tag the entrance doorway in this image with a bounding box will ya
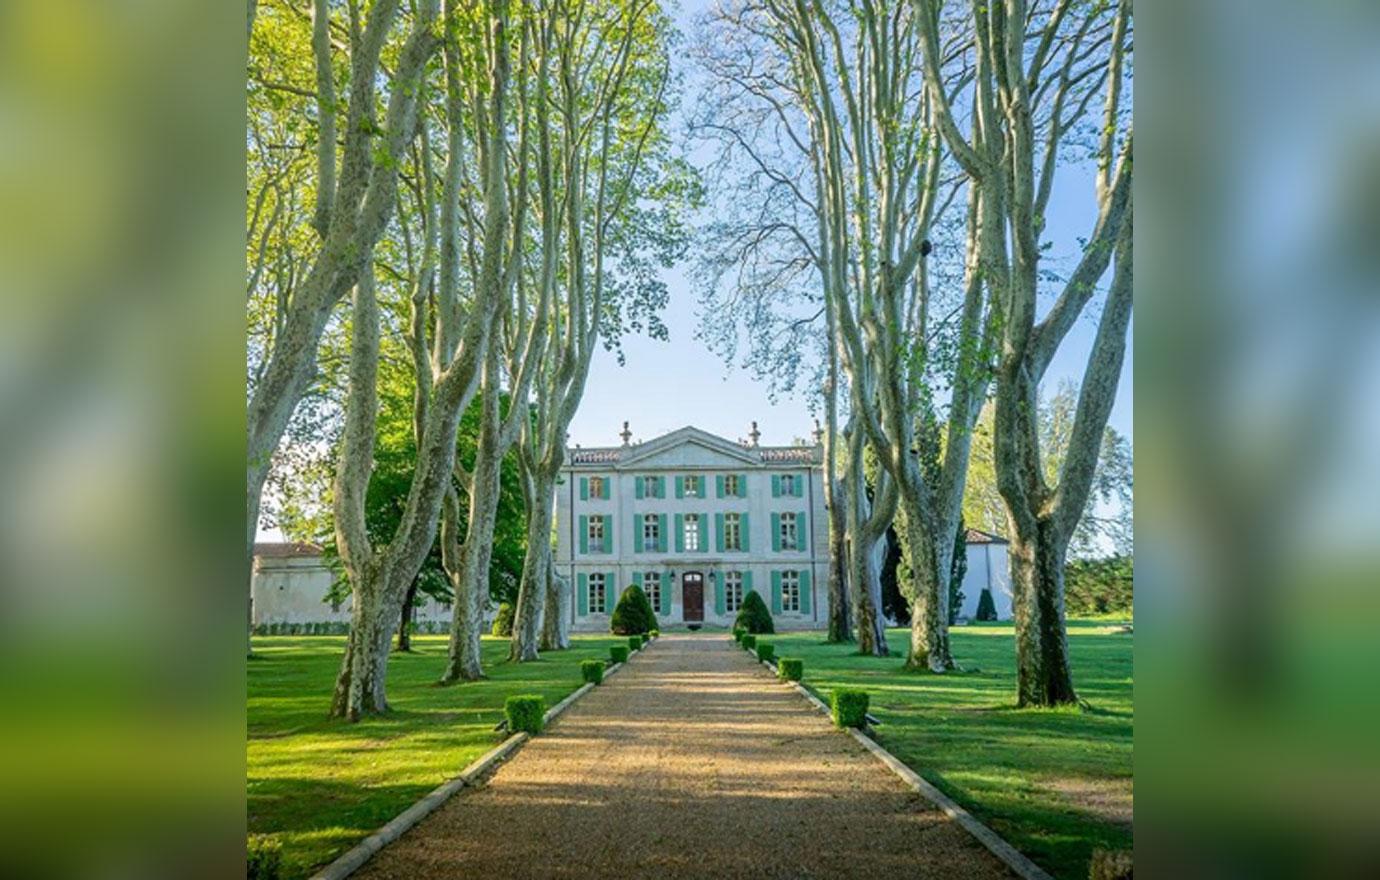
[682,572,704,622]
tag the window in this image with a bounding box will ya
[642,572,661,611]
[780,512,798,550]
[643,516,660,552]
[589,476,606,499]
[684,475,701,497]
[724,513,743,551]
[781,474,797,496]
[724,474,740,497]
[725,571,744,612]
[589,573,607,613]
[782,570,801,612]
[588,515,606,553]
[684,514,700,551]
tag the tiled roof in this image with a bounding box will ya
[964,528,1009,545]
[254,541,324,558]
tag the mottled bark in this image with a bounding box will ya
[330,566,402,719]
[898,471,953,672]
[541,566,571,651]
[845,425,892,656]
[825,485,852,642]
[510,489,552,661]
[397,580,416,651]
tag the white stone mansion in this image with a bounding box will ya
[556,425,828,631]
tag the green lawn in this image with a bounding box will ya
[247,634,622,879]
[766,621,1133,880]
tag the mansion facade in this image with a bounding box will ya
[556,425,828,631]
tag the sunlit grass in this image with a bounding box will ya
[247,633,622,879]
[769,620,1132,880]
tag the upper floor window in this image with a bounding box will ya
[724,474,740,497]
[642,572,661,611]
[724,513,743,552]
[781,570,801,612]
[780,512,798,550]
[683,475,702,497]
[588,515,606,553]
[643,516,660,551]
[781,474,797,496]
[589,476,606,499]
[589,573,607,613]
[684,514,701,551]
[725,571,744,612]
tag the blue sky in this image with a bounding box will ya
[569,1,1132,449]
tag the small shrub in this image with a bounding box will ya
[628,635,641,650]
[650,629,659,638]
[505,695,546,735]
[491,602,516,636]
[639,633,650,647]
[732,629,744,643]
[756,642,775,663]
[610,584,658,635]
[778,658,804,682]
[1088,849,1133,880]
[247,835,281,880]
[975,589,998,621]
[741,634,757,651]
[580,659,604,685]
[831,689,869,728]
[610,645,630,664]
[733,590,775,634]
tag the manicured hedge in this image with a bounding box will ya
[741,634,757,651]
[650,629,660,638]
[247,835,281,880]
[610,645,630,664]
[831,689,869,728]
[581,660,605,685]
[639,633,650,647]
[627,635,641,650]
[505,695,546,734]
[756,642,775,663]
[777,657,804,682]
[732,629,744,643]
[610,584,658,635]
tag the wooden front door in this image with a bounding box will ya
[682,572,704,622]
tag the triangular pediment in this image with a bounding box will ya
[618,426,760,468]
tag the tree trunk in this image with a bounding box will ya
[898,475,955,673]
[440,426,504,683]
[397,580,417,651]
[330,567,399,720]
[826,496,852,642]
[540,561,570,651]
[510,492,552,661]
[845,443,889,656]
[1010,518,1078,706]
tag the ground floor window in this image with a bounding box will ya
[725,571,743,612]
[589,573,607,613]
[642,572,661,610]
[781,570,800,612]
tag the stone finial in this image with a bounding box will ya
[749,421,761,447]
[620,420,632,446]
[812,418,824,445]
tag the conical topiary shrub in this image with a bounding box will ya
[610,584,658,635]
[733,589,775,634]
[975,589,998,622]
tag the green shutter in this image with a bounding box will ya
[741,512,750,552]
[674,514,684,552]
[737,473,747,498]
[577,573,588,615]
[634,514,643,553]
[659,576,671,614]
[800,509,809,552]
[771,474,780,497]
[771,513,781,551]
[657,476,666,498]
[715,571,726,615]
[604,478,612,500]
[714,513,724,552]
[579,515,588,554]
[635,476,644,499]
[771,571,783,614]
[698,515,707,552]
[800,569,813,615]
[608,570,617,598]
[675,476,684,498]
[744,570,754,596]
[658,513,668,551]
[633,571,642,588]
[580,477,589,500]
[716,474,725,498]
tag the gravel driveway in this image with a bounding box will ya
[353,633,1015,879]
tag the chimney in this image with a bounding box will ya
[812,418,824,446]
[620,420,632,446]
[749,421,761,447]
